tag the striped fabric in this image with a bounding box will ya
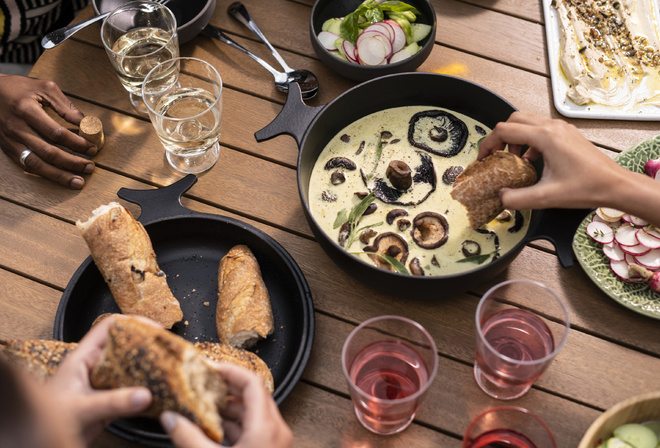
[0,0,89,63]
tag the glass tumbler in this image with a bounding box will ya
[142,57,223,174]
[342,315,438,435]
[474,279,570,400]
[101,0,179,114]
[463,406,557,448]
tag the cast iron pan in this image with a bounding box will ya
[54,175,314,447]
[93,0,216,44]
[256,73,589,298]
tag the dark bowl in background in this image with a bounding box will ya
[93,0,216,44]
[310,0,436,82]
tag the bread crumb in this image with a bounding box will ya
[203,301,210,307]
[184,321,189,326]
[192,288,196,292]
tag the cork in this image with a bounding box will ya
[79,115,105,150]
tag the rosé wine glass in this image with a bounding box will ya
[342,315,438,435]
[474,279,570,400]
[463,406,557,448]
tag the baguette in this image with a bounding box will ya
[76,202,183,329]
[0,339,77,380]
[90,317,227,442]
[450,151,537,229]
[195,342,274,394]
[216,245,274,348]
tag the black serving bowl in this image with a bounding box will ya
[93,0,216,44]
[310,0,436,82]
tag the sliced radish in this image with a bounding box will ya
[356,29,389,45]
[611,259,643,283]
[342,40,358,63]
[367,22,395,42]
[644,226,660,240]
[385,19,407,53]
[389,48,412,63]
[592,214,619,227]
[318,31,340,50]
[356,36,389,65]
[595,207,622,223]
[603,242,625,262]
[586,221,614,244]
[598,207,626,220]
[634,248,660,270]
[620,243,651,256]
[622,214,649,227]
[636,228,660,249]
[614,225,640,246]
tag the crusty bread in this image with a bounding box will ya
[76,202,183,329]
[450,151,537,229]
[195,342,274,394]
[90,317,227,442]
[0,339,78,380]
[216,245,274,348]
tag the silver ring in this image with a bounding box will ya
[19,148,32,168]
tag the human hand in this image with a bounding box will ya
[161,363,292,448]
[477,112,627,210]
[0,74,98,189]
[48,316,153,443]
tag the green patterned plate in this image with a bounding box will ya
[572,136,660,319]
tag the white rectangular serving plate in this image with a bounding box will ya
[543,0,660,121]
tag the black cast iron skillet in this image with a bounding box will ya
[55,175,314,447]
[256,73,588,298]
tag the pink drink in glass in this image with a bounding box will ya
[342,316,438,435]
[463,407,556,448]
[474,280,569,400]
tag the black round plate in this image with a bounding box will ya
[55,213,314,447]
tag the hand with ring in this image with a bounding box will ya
[0,74,99,189]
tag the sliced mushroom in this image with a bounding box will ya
[461,240,481,257]
[340,134,351,143]
[330,171,346,185]
[381,131,393,142]
[496,210,513,222]
[354,191,369,200]
[363,232,409,271]
[363,203,378,215]
[475,125,487,136]
[359,228,378,244]
[411,212,449,249]
[508,210,525,233]
[409,258,424,276]
[324,157,357,171]
[386,209,409,225]
[386,160,413,190]
[337,221,350,247]
[408,110,468,157]
[398,219,411,231]
[321,191,337,202]
[355,141,365,156]
[442,166,464,185]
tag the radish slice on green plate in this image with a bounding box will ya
[614,225,640,247]
[620,243,651,256]
[637,228,660,249]
[634,249,660,270]
[586,221,614,244]
[610,259,639,282]
[603,242,625,262]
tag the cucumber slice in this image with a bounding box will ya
[614,423,659,448]
[410,23,432,43]
[606,438,634,448]
[642,421,660,440]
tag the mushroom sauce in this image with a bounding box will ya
[308,106,531,276]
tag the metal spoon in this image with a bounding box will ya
[202,24,318,99]
[41,0,171,50]
[226,1,319,98]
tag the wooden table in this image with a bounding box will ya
[3,0,660,446]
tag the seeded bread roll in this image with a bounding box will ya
[0,339,77,380]
[76,202,183,329]
[451,151,537,229]
[216,245,274,349]
[90,317,227,442]
[195,342,274,394]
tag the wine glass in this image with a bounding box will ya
[474,279,570,400]
[101,0,179,114]
[341,315,438,435]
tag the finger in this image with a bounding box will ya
[20,149,89,189]
[160,412,219,448]
[77,387,152,427]
[13,97,96,156]
[34,79,85,125]
[506,111,550,125]
[222,420,243,445]
[500,184,556,210]
[221,400,245,421]
[19,135,95,173]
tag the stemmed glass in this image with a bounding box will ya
[101,0,179,114]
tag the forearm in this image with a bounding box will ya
[601,170,660,228]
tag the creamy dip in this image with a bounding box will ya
[308,106,531,277]
[554,0,660,108]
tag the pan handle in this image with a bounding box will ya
[117,174,198,224]
[524,207,591,268]
[254,82,325,148]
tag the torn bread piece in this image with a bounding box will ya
[195,342,274,394]
[76,203,183,329]
[90,317,227,443]
[216,245,274,349]
[451,151,537,229]
[0,339,77,380]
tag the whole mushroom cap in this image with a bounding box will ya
[363,232,409,271]
[411,212,449,249]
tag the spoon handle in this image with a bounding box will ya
[227,1,294,73]
[41,12,110,49]
[201,25,283,79]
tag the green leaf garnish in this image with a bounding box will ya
[456,252,494,265]
[337,192,377,249]
[359,251,410,274]
[333,208,349,229]
[339,0,420,44]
